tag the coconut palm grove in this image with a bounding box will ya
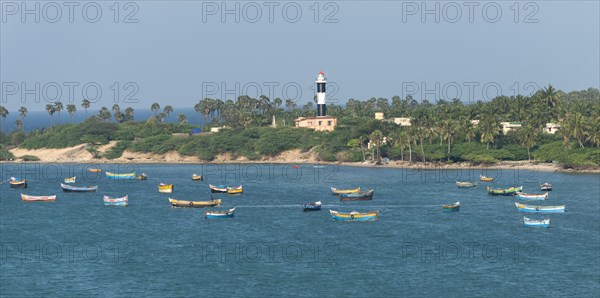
[0,85,598,168]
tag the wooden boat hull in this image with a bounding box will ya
[226,186,243,194]
[21,194,56,202]
[64,177,76,183]
[515,202,565,213]
[106,172,136,180]
[61,183,97,192]
[87,168,102,173]
[523,217,550,227]
[138,174,147,181]
[442,202,460,212]
[540,183,552,191]
[303,201,322,211]
[192,174,203,181]
[487,186,522,196]
[169,198,221,208]
[158,184,173,193]
[103,195,128,206]
[9,181,27,188]
[209,184,228,193]
[205,207,236,218]
[456,182,477,188]
[516,192,548,201]
[330,187,361,195]
[339,190,374,201]
[330,210,379,221]
[479,176,494,182]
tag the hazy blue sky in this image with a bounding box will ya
[1,1,599,111]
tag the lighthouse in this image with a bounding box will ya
[316,71,327,117]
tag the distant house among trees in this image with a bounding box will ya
[544,123,561,134]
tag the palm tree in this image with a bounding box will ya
[586,119,600,148]
[125,107,134,122]
[274,97,283,110]
[569,112,586,148]
[164,105,174,121]
[46,104,56,127]
[18,106,27,131]
[81,99,91,116]
[54,101,63,125]
[0,106,8,132]
[66,104,77,123]
[151,103,160,116]
[519,125,539,161]
[158,112,166,123]
[15,119,23,131]
[98,107,111,122]
[112,104,120,114]
[389,129,409,161]
[114,111,125,123]
[285,99,297,110]
[441,120,457,161]
[479,119,499,149]
[194,102,202,123]
[177,114,187,125]
[369,130,384,165]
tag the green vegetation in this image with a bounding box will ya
[0,86,598,168]
[19,155,40,161]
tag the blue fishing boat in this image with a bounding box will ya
[523,217,550,228]
[303,201,322,211]
[61,183,98,192]
[205,207,236,218]
[105,172,136,180]
[515,202,565,213]
[9,177,27,188]
[103,195,128,206]
[516,192,548,201]
[329,210,379,221]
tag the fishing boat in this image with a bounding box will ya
[313,165,325,169]
[226,186,243,194]
[64,177,76,183]
[330,187,361,195]
[61,183,98,192]
[540,182,553,191]
[515,202,565,213]
[103,195,128,206]
[87,168,102,173]
[303,201,322,211]
[205,207,236,218]
[442,201,460,212]
[329,210,379,221]
[291,165,300,169]
[9,177,27,188]
[523,217,550,228]
[168,198,221,208]
[137,173,147,180]
[486,186,522,196]
[158,183,173,193]
[339,189,374,201]
[209,184,228,193]
[456,181,477,188]
[21,194,56,202]
[479,175,494,182]
[192,174,203,181]
[105,172,136,180]
[516,192,548,201]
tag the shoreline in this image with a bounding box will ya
[4,144,599,173]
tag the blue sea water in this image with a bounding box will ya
[0,163,599,297]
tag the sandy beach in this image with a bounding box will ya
[3,143,598,174]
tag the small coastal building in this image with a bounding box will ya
[367,136,388,149]
[210,126,230,133]
[544,123,561,134]
[392,117,412,126]
[500,122,522,135]
[375,112,384,120]
[295,116,337,131]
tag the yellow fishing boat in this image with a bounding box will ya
[168,198,221,208]
[479,175,494,182]
[192,174,203,181]
[226,186,243,194]
[330,187,361,195]
[158,183,174,193]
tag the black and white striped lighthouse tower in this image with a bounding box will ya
[316,71,327,117]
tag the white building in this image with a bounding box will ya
[500,122,522,135]
[393,117,412,126]
[544,123,561,134]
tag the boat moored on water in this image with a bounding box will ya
[192,174,203,181]
[159,183,173,193]
[226,186,243,194]
[106,172,136,180]
[330,187,361,195]
[339,189,374,201]
[303,201,322,211]
[516,192,548,201]
[540,183,553,191]
[209,184,242,193]
[87,168,102,173]
[61,183,98,192]
[168,198,221,208]
[523,217,550,227]
[64,177,76,183]
[21,194,56,202]
[515,202,565,213]
[329,210,379,221]
[456,182,477,188]
[487,186,522,196]
[205,207,236,218]
[137,173,147,180]
[103,195,128,206]
[9,177,27,188]
[480,175,494,182]
[442,201,460,212]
